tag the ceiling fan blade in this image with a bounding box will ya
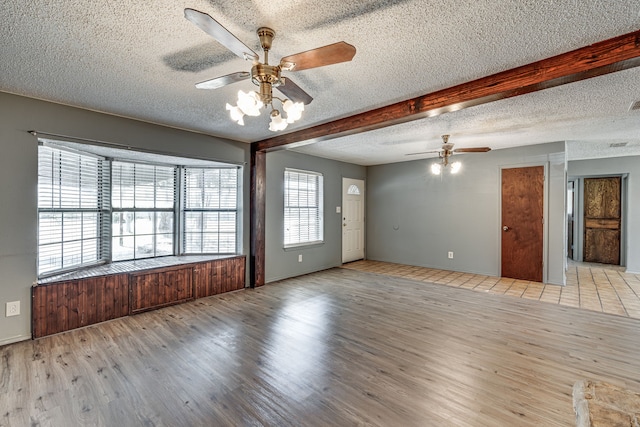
[184,8,258,62]
[280,42,356,71]
[276,77,313,105]
[195,71,251,90]
[454,147,492,153]
[405,150,441,156]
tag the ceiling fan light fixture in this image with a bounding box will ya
[283,99,304,123]
[236,90,263,116]
[269,109,288,132]
[226,103,245,125]
[228,89,304,130]
[450,161,462,174]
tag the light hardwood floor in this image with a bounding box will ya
[2,267,640,426]
[343,260,640,319]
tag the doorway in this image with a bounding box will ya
[568,175,626,267]
[342,178,365,263]
[501,166,544,282]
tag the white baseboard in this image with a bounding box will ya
[0,334,30,347]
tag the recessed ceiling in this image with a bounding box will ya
[2,0,639,165]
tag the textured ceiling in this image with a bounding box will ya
[2,0,640,165]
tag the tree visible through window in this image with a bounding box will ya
[284,169,323,247]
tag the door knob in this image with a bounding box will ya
[503,226,510,231]
[343,223,347,227]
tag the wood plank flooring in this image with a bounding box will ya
[343,260,640,319]
[2,267,640,426]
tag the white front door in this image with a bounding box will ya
[342,178,365,263]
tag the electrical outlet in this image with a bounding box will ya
[448,251,454,259]
[298,254,303,262]
[6,301,20,317]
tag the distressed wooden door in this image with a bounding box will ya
[501,166,544,282]
[583,177,621,265]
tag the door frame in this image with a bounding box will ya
[498,162,549,283]
[341,177,366,263]
[568,173,628,266]
[567,179,576,260]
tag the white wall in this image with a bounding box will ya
[568,155,640,273]
[265,150,366,283]
[366,142,565,284]
[0,91,250,345]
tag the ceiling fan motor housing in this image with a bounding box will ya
[251,64,282,104]
[252,27,282,104]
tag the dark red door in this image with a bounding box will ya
[501,166,544,282]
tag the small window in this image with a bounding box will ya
[111,162,176,261]
[37,146,109,275]
[182,167,238,254]
[284,169,324,248]
[347,184,361,195]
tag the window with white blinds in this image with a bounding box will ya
[37,141,241,277]
[182,167,238,254]
[37,145,109,275]
[284,169,324,248]
[111,161,176,261]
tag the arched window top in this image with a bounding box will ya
[347,184,360,195]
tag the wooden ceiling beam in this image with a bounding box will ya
[254,30,640,152]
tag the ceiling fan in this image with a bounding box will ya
[407,135,491,174]
[407,134,492,165]
[184,8,356,131]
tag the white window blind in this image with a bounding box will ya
[284,169,323,247]
[111,161,176,261]
[182,167,238,254]
[37,139,242,277]
[37,145,109,275]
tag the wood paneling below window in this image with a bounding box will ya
[32,256,246,338]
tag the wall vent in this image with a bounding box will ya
[609,142,628,148]
[630,100,640,111]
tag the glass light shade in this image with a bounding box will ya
[431,163,442,175]
[269,110,288,132]
[236,90,263,116]
[450,161,462,174]
[226,103,245,125]
[283,99,304,123]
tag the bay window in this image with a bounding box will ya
[37,141,240,277]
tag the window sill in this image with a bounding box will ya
[283,241,324,251]
[37,254,244,285]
